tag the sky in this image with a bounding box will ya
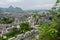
[0,0,56,10]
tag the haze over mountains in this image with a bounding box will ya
[0,5,53,13]
[0,6,23,13]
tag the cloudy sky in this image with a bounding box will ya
[0,0,56,10]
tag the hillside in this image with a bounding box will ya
[0,6,23,13]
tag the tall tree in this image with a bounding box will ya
[52,0,60,11]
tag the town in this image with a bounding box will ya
[0,0,60,40]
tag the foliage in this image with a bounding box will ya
[38,0,60,40]
[20,22,33,33]
[0,17,14,24]
[38,8,60,40]
[39,23,58,40]
[0,22,33,40]
[32,14,39,25]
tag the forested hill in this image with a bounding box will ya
[0,6,23,13]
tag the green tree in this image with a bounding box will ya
[20,22,32,33]
[0,17,14,24]
[38,0,60,40]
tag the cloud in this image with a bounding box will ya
[22,4,54,10]
[0,0,56,10]
[7,0,22,3]
[35,4,54,8]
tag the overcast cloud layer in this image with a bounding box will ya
[0,0,56,10]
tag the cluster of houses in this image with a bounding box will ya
[0,12,53,40]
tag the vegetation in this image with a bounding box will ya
[0,17,14,24]
[0,22,33,40]
[0,6,23,13]
[39,12,60,40]
[20,22,33,33]
[38,0,60,40]
[0,0,60,40]
[32,14,39,25]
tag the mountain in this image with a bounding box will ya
[0,8,3,13]
[0,6,23,13]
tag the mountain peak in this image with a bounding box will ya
[9,5,14,8]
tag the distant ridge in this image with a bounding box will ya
[0,6,23,13]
